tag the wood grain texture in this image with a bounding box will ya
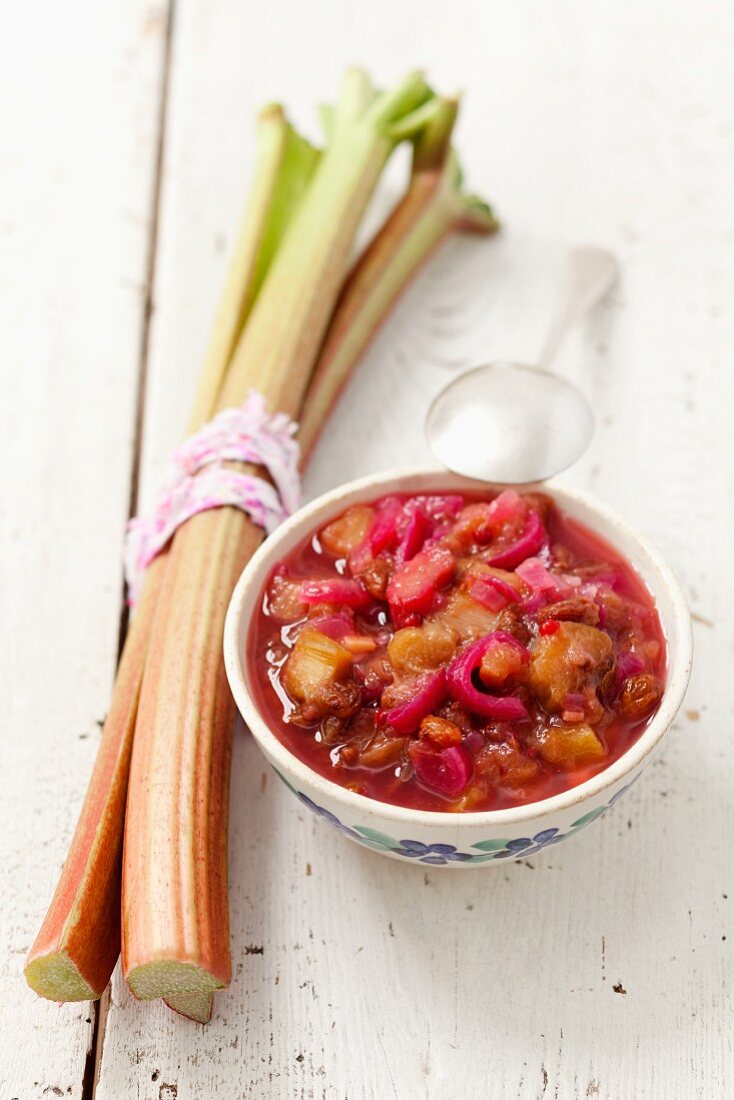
[0,1,169,1096]
[7,0,734,1096]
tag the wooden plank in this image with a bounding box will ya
[96,0,734,1096]
[0,2,170,1096]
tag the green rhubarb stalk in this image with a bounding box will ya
[217,69,438,411]
[298,98,498,458]
[121,69,446,1004]
[24,107,319,1006]
[189,106,319,428]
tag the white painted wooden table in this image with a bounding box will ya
[3,1,732,1096]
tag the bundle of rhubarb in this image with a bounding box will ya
[25,70,497,1023]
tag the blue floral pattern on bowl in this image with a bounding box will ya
[275,770,638,865]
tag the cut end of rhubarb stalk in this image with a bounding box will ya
[164,991,214,1025]
[24,951,97,1003]
[126,960,225,1001]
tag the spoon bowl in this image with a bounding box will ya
[424,246,618,484]
[425,361,594,483]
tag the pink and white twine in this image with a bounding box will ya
[123,392,301,605]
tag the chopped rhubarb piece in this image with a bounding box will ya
[515,556,559,593]
[341,633,378,656]
[561,690,586,722]
[487,510,545,569]
[307,611,354,640]
[419,494,464,518]
[395,506,428,565]
[299,578,371,608]
[283,630,353,707]
[379,669,448,734]
[487,488,523,526]
[462,729,485,755]
[267,571,307,622]
[386,544,455,622]
[368,496,403,554]
[347,537,374,576]
[480,571,522,604]
[431,589,499,643]
[320,505,375,556]
[409,742,472,797]
[469,576,509,612]
[613,650,646,693]
[447,632,529,720]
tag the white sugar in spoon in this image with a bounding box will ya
[425,247,619,484]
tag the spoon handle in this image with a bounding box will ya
[536,246,619,369]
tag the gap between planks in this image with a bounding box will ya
[83,2,178,1096]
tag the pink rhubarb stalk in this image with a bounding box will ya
[121,70,458,1004]
[24,105,320,1006]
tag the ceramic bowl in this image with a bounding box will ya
[224,468,692,868]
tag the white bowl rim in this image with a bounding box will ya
[224,466,693,829]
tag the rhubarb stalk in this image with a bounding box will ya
[298,97,498,459]
[165,109,497,1023]
[121,69,445,1002]
[188,106,319,427]
[24,107,319,1004]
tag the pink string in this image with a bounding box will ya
[123,392,301,605]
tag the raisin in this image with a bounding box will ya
[360,557,391,599]
[320,714,347,745]
[549,542,574,570]
[311,679,362,719]
[436,701,474,734]
[496,606,531,645]
[474,741,540,786]
[357,731,408,768]
[537,596,600,627]
[618,674,661,722]
[288,703,320,727]
[338,743,359,765]
[419,714,463,747]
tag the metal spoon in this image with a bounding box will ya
[424,246,619,483]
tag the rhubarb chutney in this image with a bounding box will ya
[248,490,666,812]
